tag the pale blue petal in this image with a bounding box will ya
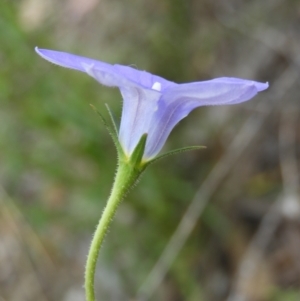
[211,77,268,92]
[35,48,176,90]
[144,78,268,158]
[163,78,268,106]
[82,62,139,88]
[35,47,111,72]
[118,86,161,155]
[114,65,176,91]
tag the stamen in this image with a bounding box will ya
[152,82,161,91]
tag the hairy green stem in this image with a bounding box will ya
[84,159,142,301]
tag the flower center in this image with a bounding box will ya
[152,82,161,91]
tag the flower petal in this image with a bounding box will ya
[35,47,111,72]
[163,78,268,106]
[35,48,176,91]
[114,65,176,91]
[144,78,268,158]
[118,86,161,155]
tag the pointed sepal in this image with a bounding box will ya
[128,133,148,168]
[144,145,206,167]
[90,104,124,157]
[104,103,119,136]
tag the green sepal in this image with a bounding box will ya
[104,103,119,136]
[128,133,148,168]
[90,104,124,157]
[144,145,206,167]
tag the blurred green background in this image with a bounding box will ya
[1,1,300,301]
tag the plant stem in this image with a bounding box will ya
[84,160,140,301]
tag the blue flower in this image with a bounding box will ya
[35,48,268,160]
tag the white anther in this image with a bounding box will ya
[152,82,161,91]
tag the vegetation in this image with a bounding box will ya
[1,1,299,300]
